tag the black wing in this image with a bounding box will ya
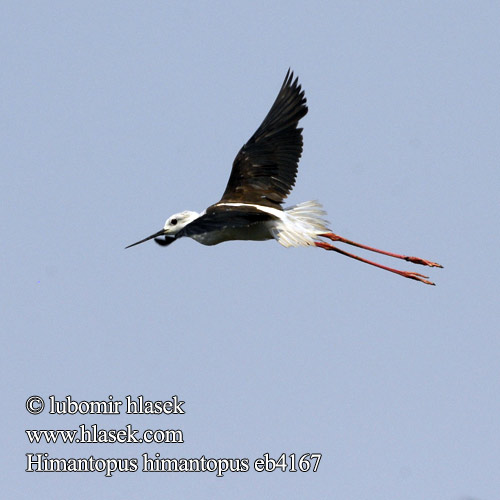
[178,205,276,239]
[154,236,176,246]
[219,70,308,209]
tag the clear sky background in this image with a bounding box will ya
[2,2,499,499]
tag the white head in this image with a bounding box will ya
[163,211,200,235]
[126,210,200,248]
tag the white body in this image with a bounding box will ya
[190,201,330,247]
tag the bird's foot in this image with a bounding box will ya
[398,271,435,286]
[404,256,443,268]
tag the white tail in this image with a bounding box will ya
[272,201,331,247]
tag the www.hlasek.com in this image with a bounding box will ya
[26,453,322,477]
[26,425,184,444]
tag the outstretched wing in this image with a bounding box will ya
[218,70,308,209]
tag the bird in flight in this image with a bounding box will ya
[126,70,442,285]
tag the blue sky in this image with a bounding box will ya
[3,2,500,499]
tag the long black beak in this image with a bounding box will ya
[125,229,165,249]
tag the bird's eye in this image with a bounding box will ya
[171,218,177,225]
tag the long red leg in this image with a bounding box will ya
[320,232,442,268]
[314,241,436,285]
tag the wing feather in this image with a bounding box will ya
[219,70,308,208]
[179,205,275,238]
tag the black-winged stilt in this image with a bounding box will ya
[126,71,442,285]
